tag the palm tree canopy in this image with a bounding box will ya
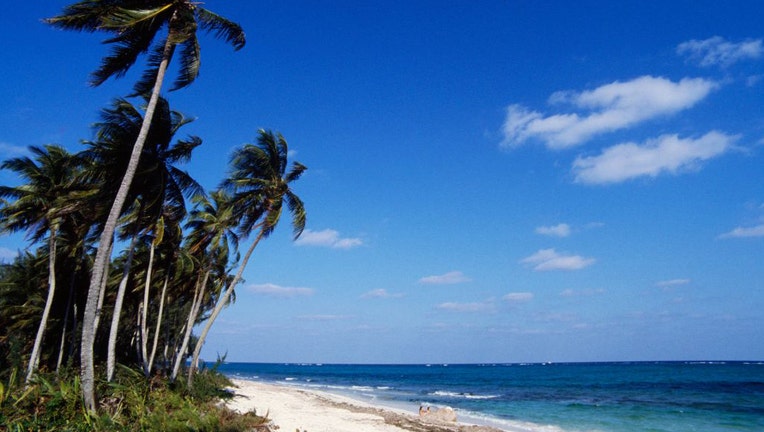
[223,130,307,240]
[45,0,246,93]
[0,145,83,243]
[185,189,239,259]
[81,96,204,236]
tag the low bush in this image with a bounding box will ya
[0,367,271,431]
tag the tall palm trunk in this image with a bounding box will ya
[147,274,169,374]
[171,269,209,381]
[80,38,175,412]
[188,228,265,386]
[92,241,113,338]
[56,261,80,373]
[25,227,58,383]
[140,241,156,376]
[106,233,138,382]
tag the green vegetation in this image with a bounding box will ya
[0,1,306,427]
[0,366,271,431]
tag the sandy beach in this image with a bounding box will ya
[225,378,510,432]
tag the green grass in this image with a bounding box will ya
[0,366,271,431]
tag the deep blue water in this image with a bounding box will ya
[217,361,764,432]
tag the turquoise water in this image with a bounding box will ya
[217,362,764,432]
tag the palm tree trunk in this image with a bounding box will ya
[106,233,138,382]
[80,38,175,412]
[140,241,156,375]
[56,261,79,373]
[188,229,265,386]
[147,273,168,374]
[25,228,58,383]
[92,241,112,339]
[171,270,209,381]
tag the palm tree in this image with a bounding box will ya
[46,1,244,410]
[188,130,306,385]
[0,145,82,383]
[0,252,47,375]
[171,190,238,381]
[140,210,186,376]
[81,97,203,382]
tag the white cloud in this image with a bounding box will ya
[418,271,471,285]
[719,223,764,239]
[298,314,352,321]
[436,301,494,313]
[0,247,18,261]
[560,288,605,297]
[520,248,595,271]
[656,279,691,288]
[677,36,763,67]
[248,283,314,298]
[294,228,362,249]
[501,76,718,149]
[746,75,762,87]
[503,292,534,303]
[361,288,404,299]
[0,142,31,159]
[535,223,571,237]
[572,131,736,185]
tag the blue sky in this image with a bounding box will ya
[1,1,763,364]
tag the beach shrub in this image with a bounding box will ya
[0,366,270,431]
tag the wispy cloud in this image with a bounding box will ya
[503,292,534,303]
[656,278,691,288]
[297,314,352,321]
[0,142,31,159]
[572,131,736,185]
[520,248,595,271]
[535,223,571,237]
[248,283,314,298]
[678,36,763,67]
[436,301,494,313]
[560,288,605,297]
[361,288,404,299]
[419,271,471,285]
[719,223,764,239]
[294,228,363,249]
[501,76,718,149]
[0,247,18,261]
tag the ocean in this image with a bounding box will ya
[217,361,764,432]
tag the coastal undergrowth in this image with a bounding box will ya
[0,365,271,431]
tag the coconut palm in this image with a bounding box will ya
[188,130,306,385]
[141,210,186,376]
[46,1,244,410]
[81,96,202,382]
[171,190,238,381]
[0,145,83,383]
[0,252,47,375]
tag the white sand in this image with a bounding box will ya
[225,378,509,432]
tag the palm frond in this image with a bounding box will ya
[285,191,306,239]
[92,21,163,87]
[172,36,201,91]
[98,5,174,29]
[196,8,246,51]
[129,43,166,97]
[44,2,118,32]
[285,162,307,183]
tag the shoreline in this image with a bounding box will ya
[224,378,513,432]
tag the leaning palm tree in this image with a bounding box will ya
[81,96,203,382]
[46,1,244,410]
[0,145,82,383]
[171,190,238,381]
[188,130,306,385]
